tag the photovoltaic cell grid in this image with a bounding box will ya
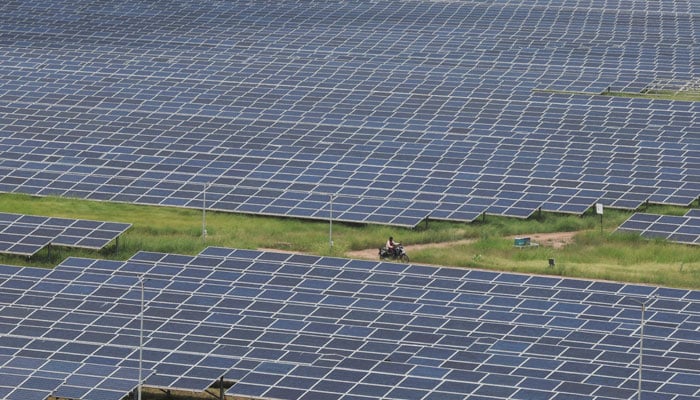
[615,211,700,245]
[1,1,700,227]
[0,248,699,400]
[0,354,149,400]
[0,212,131,256]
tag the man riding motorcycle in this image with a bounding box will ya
[386,236,399,257]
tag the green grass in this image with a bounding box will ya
[536,87,700,102]
[1,193,699,289]
[609,90,700,102]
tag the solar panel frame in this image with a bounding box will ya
[615,212,700,245]
[0,213,131,255]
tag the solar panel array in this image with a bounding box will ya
[0,355,145,400]
[1,0,700,227]
[615,210,700,245]
[0,247,699,400]
[0,212,131,257]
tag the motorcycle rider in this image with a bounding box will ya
[386,236,399,257]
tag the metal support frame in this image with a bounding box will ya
[626,297,651,400]
[638,301,645,400]
[138,277,145,400]
[329,194,335,250]
[202,182,210,241]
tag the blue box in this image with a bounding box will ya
[514,237,530,247]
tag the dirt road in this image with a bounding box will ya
[345,231,578,261]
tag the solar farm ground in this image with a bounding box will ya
[1,193,698,289]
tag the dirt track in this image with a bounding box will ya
[345,231,578,261]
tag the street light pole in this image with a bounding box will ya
[329,194,335,250]
[138,277,144,400]
[626,297,651,400]
[638,301,645,400]
[202,182,210,241]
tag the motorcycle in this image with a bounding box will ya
[379,243,409,263]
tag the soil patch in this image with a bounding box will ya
[523,231,578,249]
[344,231,578,261]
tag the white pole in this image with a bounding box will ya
[626,297,649,400]
[138,277,144,400]
[329,194,334,250]
[202,182,209,241]
[638,301,644,400]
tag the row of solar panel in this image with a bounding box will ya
[3,118,698,168]
[1,248,700,374]
[3,135,696,179]
[0,246,698,400]
[3,138,698,216]
[0,354,147,400]
[3,73,698,127]
[1,93,698,216]
[0,64,686,108]
[0,162,694,196]
[0,212,131,256]
[616,209,700,245]
[2,0,700,228]
[100,250,700,398]
[1,4,698,71]
[4,75,700,133]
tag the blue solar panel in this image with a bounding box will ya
[616,212,700,245]
[4,245,696,399]
[0,213,130,256]
[1,0,699,227]
[2,0,700,397]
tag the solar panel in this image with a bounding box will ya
[1,0,699,228]
[616,212,700,245]
[0,354,151,400]
[2,0,700,393]
[3,245,696,400]
[682,207,700,218]
[0,213,131,256]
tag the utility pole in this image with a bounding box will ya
[329,194,335,250]
[138,277,145,400]
[625,297,652,400]
[202,182,210,241]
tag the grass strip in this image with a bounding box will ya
[1,193,698,289]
